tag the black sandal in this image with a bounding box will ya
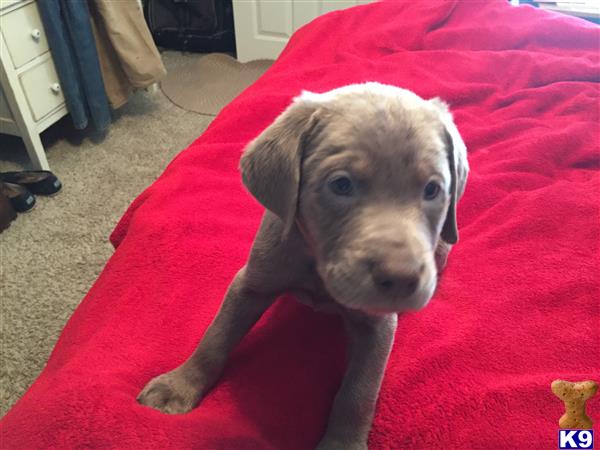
[0,170,62,195]
[0,182,36,213]
[0,191,17,232]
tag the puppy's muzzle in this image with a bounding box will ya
[366,243,424,300]
[369,257,422,298]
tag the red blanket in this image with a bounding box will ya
[2,1,598,448]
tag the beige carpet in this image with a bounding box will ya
[0,51,250,416]
[161,53,273,115]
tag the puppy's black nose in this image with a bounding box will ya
[370,263,420,298]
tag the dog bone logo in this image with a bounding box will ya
[551,379,598,429]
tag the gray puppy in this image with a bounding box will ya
[138,83,469,449]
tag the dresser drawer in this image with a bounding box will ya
[1,1,49,68]
[19,56,65,121]
[0,0,25,11]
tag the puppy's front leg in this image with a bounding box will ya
[317,312,397,450]
[137,266,276,414]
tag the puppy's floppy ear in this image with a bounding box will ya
[429,98,469,244]
[240,95,321,236]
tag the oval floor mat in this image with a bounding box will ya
[160,53,273,116]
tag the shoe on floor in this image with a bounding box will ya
[0,170,62,195]
[0,190,17,232]
[0,182,36,213]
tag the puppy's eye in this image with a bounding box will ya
[423,181,441,200]
[329,175,354,196]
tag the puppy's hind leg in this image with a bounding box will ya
[137,266,276,414]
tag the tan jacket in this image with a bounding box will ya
[89,0,167,109]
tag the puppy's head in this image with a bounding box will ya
[241,83,468,314]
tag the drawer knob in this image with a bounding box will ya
[31,29,42,41]
[50,83,61,94]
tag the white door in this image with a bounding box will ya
[233,0,372,62]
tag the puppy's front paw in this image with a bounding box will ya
[316,437,367,450]
[137,370,202,414]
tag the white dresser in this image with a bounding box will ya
[0,0,68,170]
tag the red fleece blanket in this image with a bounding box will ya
[2,1,598,448]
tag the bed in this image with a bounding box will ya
[1,1,598,448]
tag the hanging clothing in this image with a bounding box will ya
[88,0,167,109]
[37,0,111,131]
